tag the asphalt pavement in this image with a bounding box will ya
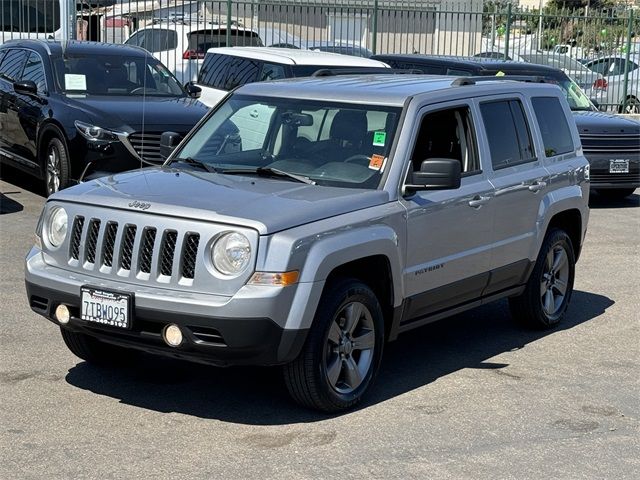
[1,168,638,479]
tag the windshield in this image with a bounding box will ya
[548,78,594,111]
[174,95,401,189]
[54,54,185,96]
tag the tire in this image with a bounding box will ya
[620,97,640,114]
[596,188,635,200]
[509,229,575,329]
[43,136,70,197]
[283,279,384,412]
[60,328,137,366]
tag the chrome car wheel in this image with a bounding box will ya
[46,144,61,194]
[540,245,570,316]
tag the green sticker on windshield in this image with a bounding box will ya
[373,131,387,147]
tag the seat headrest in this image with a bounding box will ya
[330,110,368,144]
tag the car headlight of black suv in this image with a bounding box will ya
[74,121,124,142]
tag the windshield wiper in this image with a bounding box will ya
[221,167,316,185]
[170,157,218,173]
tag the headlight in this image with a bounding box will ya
[75,120,120,142]
[211,232,251,275]
[46,206,68,248]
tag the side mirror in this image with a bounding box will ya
[185,82,201,99]
[14,80,38,96]
[405,158,462,193]
[160,131,183,161]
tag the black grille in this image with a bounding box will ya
[181,233,200,279]
[120,225,137,271]
[102,222,118,267]
[160,230,177,276]
[139,228,157,274]
[69,216,84,260]
[85,219,101,264]
[128,132,163,163]
[591,172,640,185]
[581,133,640,154]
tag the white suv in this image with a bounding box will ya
[124,21,263,85]
[195,47,390,107]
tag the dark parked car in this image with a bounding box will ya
[372,55,640,199]
[0,39,208,196]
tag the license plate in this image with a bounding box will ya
[609,159,629,174]
[81,287,131,329]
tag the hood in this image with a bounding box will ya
[573,110,640,135]
[52,168,390,234]
[64,95,209,132]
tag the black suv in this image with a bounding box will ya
[0,40,209,196]
[372,55,640,199]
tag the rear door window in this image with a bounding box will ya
[198,53,231,89]
[0,49,27,81]
[480,99,535,170]
[260,62,287,81]
[224,57,260,90]
[139,29,178,52]
[531,97,574,157]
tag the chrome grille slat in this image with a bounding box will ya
[160,230,178,276]
[85,219,101,264]
[581,134,640,155]
[102,222,118,267]
[128,132,164,163]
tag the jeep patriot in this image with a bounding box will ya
[25,75,590,411]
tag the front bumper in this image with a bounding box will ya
[25,249,311,366]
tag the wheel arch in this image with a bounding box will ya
[545,208,583,261]
[37,121,71,171]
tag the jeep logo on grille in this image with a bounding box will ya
[128,201,151,210]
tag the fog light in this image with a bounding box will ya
[163,324,183,347]
[55,304,70,324]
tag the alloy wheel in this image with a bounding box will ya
[46,145,61,194]
[324,301,376,394]
[540,245,570,316]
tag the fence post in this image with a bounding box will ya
[504,2,512,61]
[621,9,634,113]
[371,0,379,54]
[226,0,233,47]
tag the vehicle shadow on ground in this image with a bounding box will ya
[65,290,613,425]
[589,192,639,209]
[0,193,24,214]
[0,164,44,198]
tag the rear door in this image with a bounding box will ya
[476,95,550,295]
[0,48,28,162]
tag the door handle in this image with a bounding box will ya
[468,195,490,208]
[528,181,547,193]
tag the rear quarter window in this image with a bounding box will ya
[198,53,231,89]
[531,97,574,157]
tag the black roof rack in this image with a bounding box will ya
[451,75,548,86]
[311,67,423,77]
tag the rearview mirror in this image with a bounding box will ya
[160,131,183,161]
[405,158,462,193]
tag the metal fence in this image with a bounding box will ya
[1,1,639,111]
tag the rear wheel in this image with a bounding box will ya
[283,279,384,412]
[509,229,575,329]
[43,136,70,197]
[596,188,635,200]
[60,328,136,366]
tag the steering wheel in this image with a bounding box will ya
[344,154,371,166]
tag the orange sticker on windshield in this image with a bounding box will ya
[369,154,386,171]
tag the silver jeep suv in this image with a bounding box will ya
[25,75,590,412]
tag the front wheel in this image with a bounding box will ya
[509,229,575,329]
[43,136,70,197]
[283,279,384,412]
[620,97,640,114]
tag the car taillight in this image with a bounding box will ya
[593,78,608,90]
[182,50,204,60]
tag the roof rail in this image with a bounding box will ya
[311,67,423,77]
[451,75,548,86]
